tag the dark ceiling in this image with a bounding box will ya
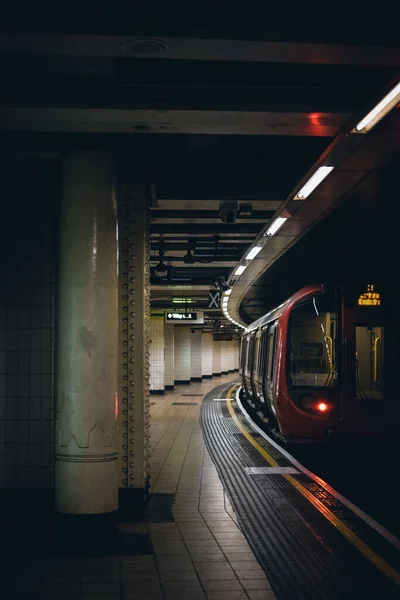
[0,24,399,333]
[240,154,400,321]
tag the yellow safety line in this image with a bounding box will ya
[225,385,400,587]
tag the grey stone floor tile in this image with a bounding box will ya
[202,579,244,591]
[234,569,267,580]
[246,590,277,600]
[81,570,119,581]
[120,563,157,573]
[163,579,204,592]
[119,554,155,563]
[122,582,162,598]
[223,552,258,562]
[81,582,120,593]
[124,593,163,600]
[191,553,227,562]
[198,571,237,582]
[80,596,121,600]
[158,562,195,572]
[161,570,200,582]
[151,533,183,541]
[206,593,248,600]
[164,593,206,600]
[229,561,263,571]
[121,571,160,582]
[241,579,273,590]
[181,533,215,540]
[185,540,220,549]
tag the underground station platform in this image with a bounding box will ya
[3,375,400,600]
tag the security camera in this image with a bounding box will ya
[155,261,168,277]
[215,276,230,292]
[219,202,237,224]
[154,249,168,276]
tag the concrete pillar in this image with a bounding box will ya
[55,151,118,521]
[212,339,221,376]
[202,333,213,379]
[221,342,230,374]
[174,327,191,384]
[190,330,202,381]
[164,324,175,390]
[150,315,165,394]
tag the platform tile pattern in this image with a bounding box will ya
[144,376,276,600]
[6,376,275,599]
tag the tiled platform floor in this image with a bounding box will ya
[4,376,276,600]
[143,376,276,600]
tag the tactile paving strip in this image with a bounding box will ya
[200,383,400,600]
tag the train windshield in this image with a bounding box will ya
[289,294,339,388]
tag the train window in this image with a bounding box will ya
[266,326,277,380]
[355,326,384,400]
[246,333,256,374]
[289,295,339,388]
[240,337,247,370]
[257,327,269,378]
[254,333,261,377]
[262,329,268,374]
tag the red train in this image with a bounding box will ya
[239,283,398,442]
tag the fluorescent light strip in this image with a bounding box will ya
[265,216,287,237]
[245,245,262,260]
[355,81,400,132]
[224,289,232,296]
[234,265,247,276]
[294,166,334,200]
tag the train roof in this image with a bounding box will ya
[244,298,291,334]
[243,283,324,335]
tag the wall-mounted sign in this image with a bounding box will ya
[208,291,220,308]
[358,284,381,307]
[165,311,204,324]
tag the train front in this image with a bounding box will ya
[276,284,398,442]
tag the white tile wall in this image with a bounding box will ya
[174,326,191,382]
[212,339,221,375]
[190,330,202,379]
[221,341,230,373]
[150,316,165,392]
[0,195,55,489]
[227,340,234,371]
[235,339,240,369]
[164,323,174,387]
[202,333,213,377]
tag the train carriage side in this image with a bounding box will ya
[272,284,342,440]
[241,282,400,442]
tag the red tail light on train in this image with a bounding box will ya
[300,395,334,414]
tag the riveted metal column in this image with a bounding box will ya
[118,184,150,520]
[55,151,118,527]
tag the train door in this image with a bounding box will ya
[263,322,278,425]
[251,328,262,401]
[342,303,386,436]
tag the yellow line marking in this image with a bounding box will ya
[225,385,400,587]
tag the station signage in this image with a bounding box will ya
[358,284,381,307]
[165,311,204,324]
